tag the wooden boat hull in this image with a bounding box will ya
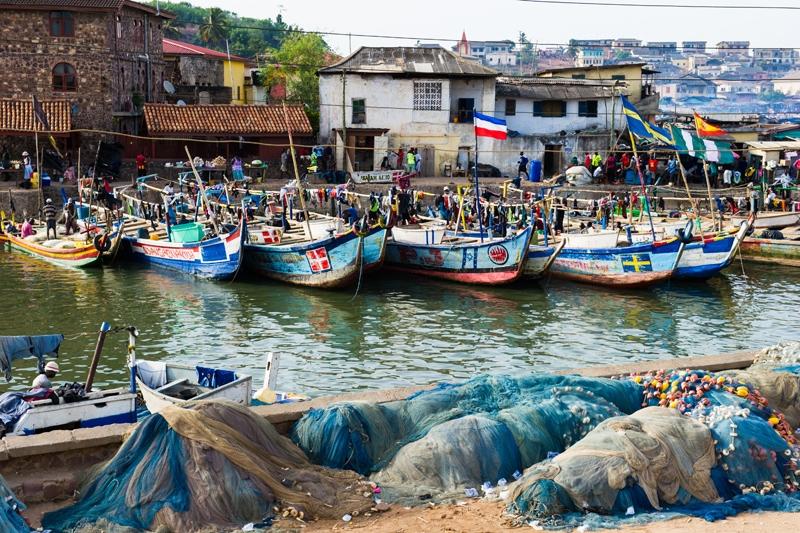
[741,237,800,266]
[385,226,533,285]
[733,212,800,230]
[362,226,389,272]
[245,228,366,289]
[393,225,447,245]
[674,222,749,279]
[551,239,685,288]
[13,390,137,436]
[4,233,103,268]
[122,218,245,280]
[524,240,565,279]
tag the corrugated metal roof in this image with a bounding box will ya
[163,39,248,62]
[496,78,614,100]
[144,104,312,136]
[319,47,498,77]
[0,99,71,133]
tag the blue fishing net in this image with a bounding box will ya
[43,401,371,532]
[0,474,28,533]
[292,374,643,477]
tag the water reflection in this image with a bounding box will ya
[0,247,797,396]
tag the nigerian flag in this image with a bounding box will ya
[670,125,735,164]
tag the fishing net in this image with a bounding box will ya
[43,401,372,532]
[0,474,28,533]
[507,367,800,528]
[292,374,643,477]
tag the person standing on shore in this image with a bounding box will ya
[406,149,416,174]
[135,153,147,178]
[43,198,57,239]
[22,151,32,189]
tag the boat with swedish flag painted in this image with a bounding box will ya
[551,223,692,288]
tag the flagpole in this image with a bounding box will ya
[623,98,656,241]
[473,109,484,243]
[694,112,719,232]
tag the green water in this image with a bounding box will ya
[0,248,797,396]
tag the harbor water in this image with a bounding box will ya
[1,248,797,396]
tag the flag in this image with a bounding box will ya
[32,95,50,131]
[694,112,727,137]
[670,125,735,164]
[474,112,507,140]
[621,96,673,147]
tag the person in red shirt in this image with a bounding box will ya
[647,155,658,184]
[584,152,591,169]
[621,152,630,170]
[605,154,617,183]
[135,153,147,178]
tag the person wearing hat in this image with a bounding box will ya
[31,361,59,390]
[22,150,33,189]
[43,198,57,239]
[64,197,79,235]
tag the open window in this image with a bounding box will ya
[352,98,366,124]
[505,98,516,116]
[533,100,566,117]
[578,100,598,117]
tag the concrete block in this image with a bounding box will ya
[5,430,74,458]
[69,423,130,448]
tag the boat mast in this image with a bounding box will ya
[283,102,313,241]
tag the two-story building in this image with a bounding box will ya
[453,35,517,67]
[682,41,707,53]
[716,41,750,57]
[318,47,497,175]
[753,48,799,70]
[576,48,604,68]
[644,42,678,56]
[659,73,717,100]
[0,0,173,140]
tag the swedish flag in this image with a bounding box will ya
[621,96,673,147]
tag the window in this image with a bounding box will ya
[572,74,586,80]
[611,74,626,81]
[49,11,74,37]
[457,98,474,122]
[505,98,516,116]
[413,81,442,111]
[352,98,366,124]
[578,100,598,117]
[533,100,566,117]
[52,63,76,91]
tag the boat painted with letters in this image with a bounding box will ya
[385,225,533,285]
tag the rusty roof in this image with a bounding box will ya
[497,78,616,100]
[144,104,313,136]
[0,0,174,17]
[319,47,498,77]
[0,99,71,133]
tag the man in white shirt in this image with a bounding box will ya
[723,168,732,185]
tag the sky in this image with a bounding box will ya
[184,0,800,55]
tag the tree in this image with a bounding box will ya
[162,19,182,39]
[519,32,535,71]
[199,7,229,48]
[263,33,332,131]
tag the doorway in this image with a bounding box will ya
[353,135,375,171]
[543,144,563,177]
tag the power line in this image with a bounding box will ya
[515,0,800,9]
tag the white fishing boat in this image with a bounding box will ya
[134,361,252,414]
[732,211,800,230]
[391,223,447,245]
[13,389,137,436]
[561,229,620,249]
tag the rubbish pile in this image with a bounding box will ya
[43,401,373,532]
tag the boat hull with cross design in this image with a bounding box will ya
[551,237,687,288]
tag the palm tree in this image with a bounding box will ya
[162,19,182,40]
[199,8,229,48]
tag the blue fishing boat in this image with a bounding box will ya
[245,224,386,289]
[386,226,533,285]
[524,240,566,279]
[674,220,750,279]
[120,217,245,281]
[551,224,692,288]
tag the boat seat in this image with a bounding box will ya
[156,378,189,392]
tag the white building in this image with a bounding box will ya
[318,47,497,175]
[774,70,800,96]
[453,35,516,66]
[576,48,604,67]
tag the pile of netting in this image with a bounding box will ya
[292,374,643,498]
[507,365,800,528]
[0,474,28,533]
[42,401,373,532]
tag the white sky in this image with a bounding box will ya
[184,0,799,55]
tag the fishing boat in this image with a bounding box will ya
[740,234,800,267]
[134,361,253,415]
[392,223,447,245]
[732,211,800,230]
[550,224,692,288]
[385,225,533,285]
[119,215,246,281]
[2,231,104,268]
[524,239,566,279]
[245,221,386,288]
[0,328,137,436]
[674,220,751,279]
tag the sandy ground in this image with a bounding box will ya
[271,500,799,533]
